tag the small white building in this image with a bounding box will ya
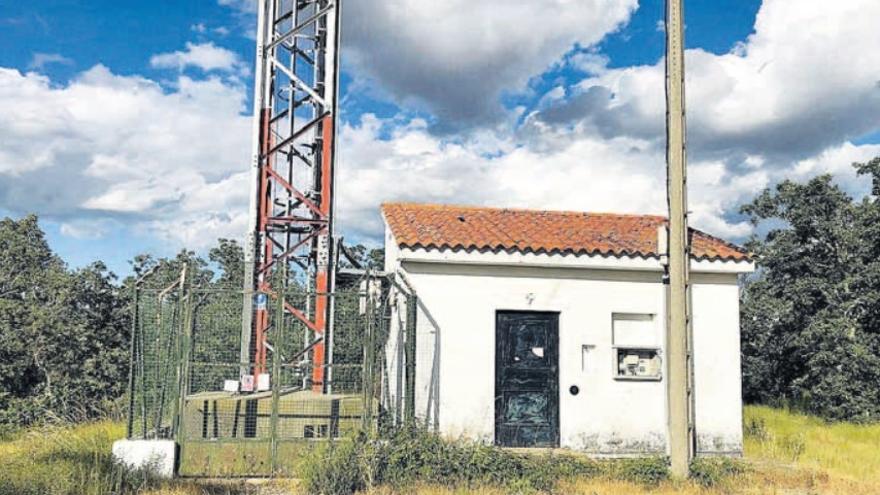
[381,202,754,456]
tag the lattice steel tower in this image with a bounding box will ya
[241,0,341,393]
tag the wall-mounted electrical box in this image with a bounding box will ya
[614,348,662,379]
[611,313,661,380]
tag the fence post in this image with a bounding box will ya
[177,288,195,443]
[362,274,375,431]
[404,294,418,425]
[139,299,148,439]
[125,286,140,439]
[171,264,189,439]
[270,283,285,474]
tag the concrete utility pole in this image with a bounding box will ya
[665,0,694,478]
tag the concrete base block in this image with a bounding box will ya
[112,439,176,478]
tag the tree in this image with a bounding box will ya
[0,215,66,423]
[339,243,385,271]
[209,238,245,288]
[124,249,213,290]
[0,217,129,424]
[740,157,880,421]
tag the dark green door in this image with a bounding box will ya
[495,311,559,448]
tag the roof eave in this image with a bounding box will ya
[397,244,755,274]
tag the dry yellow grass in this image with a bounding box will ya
[744,405,880,484]
[357,464,878,495]
[4,405,880,495]
[144,465,879,495]
[561,465,878,495]
[141,479,301,495]
[0,421,128,495]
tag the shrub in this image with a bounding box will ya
[744,417,770,442]
[298,437,367,495]
[779,433,807,461]
[689,457,745,487]
[606,456,669,484]
[300,427,673,495]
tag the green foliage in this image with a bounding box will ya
[299,427,670,495]
[125,248,215,289]
[0,216,128,425]
[209,238,245,288]
[740,156,880,422]
[338,243,385,272]
[778,433,807,461]
[688,457,745,487]
[605,456,669,485]
[299,437,367,495]
[0,214,248,427]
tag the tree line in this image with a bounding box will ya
[740,157,880,421]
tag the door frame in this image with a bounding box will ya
[494,310,560,448]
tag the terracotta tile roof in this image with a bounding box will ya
[381,202,751,262]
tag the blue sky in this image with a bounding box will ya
[1,0,878,276]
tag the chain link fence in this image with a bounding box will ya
[125,266,416,476]
[126,280,184,440]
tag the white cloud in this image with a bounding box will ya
[569,52,610,76]
[655,19,665,33]
[214,0,636,125]
[536,0,880,161]
[688,161,768,239]
[345,0,637,126]
[28,53,73,70]
[217,0,256,14]
[150,42,248,75]
[790,141,880,197]
[0,65,251,249]
[59,219,115,240]
[191,22,230,37]
[336,113,768,242]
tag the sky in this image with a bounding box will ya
[1,0,879,276]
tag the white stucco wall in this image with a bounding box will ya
[383,230,751,456]
[691,273,745,455]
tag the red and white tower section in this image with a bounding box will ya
[241,0,341,394]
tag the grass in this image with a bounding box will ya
[744,404,880,483]
[1,406,879,494]
[0,421,152,495]
[0,421,283,495]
